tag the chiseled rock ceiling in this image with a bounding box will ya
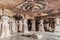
[0,0,26,9]
[0,0,60,17]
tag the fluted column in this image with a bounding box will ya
[1,16,11,38]
[39,19,44,32]
[31,20,35,31]
[55,17,60,32]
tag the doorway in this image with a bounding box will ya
[27,19,32,31]
[35,20,40,31]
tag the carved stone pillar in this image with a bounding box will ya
[12,19,18,33]
[1,16,11,38]
[19,20,23,32]
[31,20,35,31]
[16,21,19,32]
[55,17,60,32]
[23,19,29,34]
[39,19,44,32]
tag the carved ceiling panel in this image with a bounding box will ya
[15,0,53,13]
[0,0,60,17]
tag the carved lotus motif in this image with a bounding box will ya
[22,3,44,12]
[20,0,52,13]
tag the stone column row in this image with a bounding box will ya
[31,19,44,32]
[11,18,28,34]
[10,17,60,33]
[0,17,45,38]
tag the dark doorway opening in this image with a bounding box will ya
[35,20,40,31]
[27,19,32,31]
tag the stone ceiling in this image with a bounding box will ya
[0,0,26,9]
[0,0,60,18]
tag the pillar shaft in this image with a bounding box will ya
[19,20,23,32]
[23,19,29,34]
[32,20,35,31]
[55,17,60,32]
[12,20,18,33]
[1,16,11,37]
[39,19,44,32]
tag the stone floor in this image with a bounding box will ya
[0,34,37,40]
[0,31,60,40]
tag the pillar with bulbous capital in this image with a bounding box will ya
[1,16,11,38]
